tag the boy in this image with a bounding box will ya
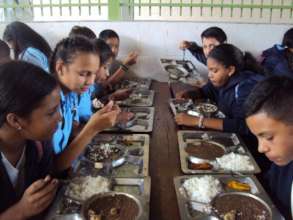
[179,26,227,65]
[245,76,293,220]
[99,29,138,86]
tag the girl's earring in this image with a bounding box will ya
[17,126,22,131]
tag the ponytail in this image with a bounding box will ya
[49,36,99,74]
[208,44,264,75]
[243,52,265,75]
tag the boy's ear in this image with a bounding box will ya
[6,113,23,130]
[228,66,236,77]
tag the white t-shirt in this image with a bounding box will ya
[1,147,26,187]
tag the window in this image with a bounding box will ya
[0,0,292,23]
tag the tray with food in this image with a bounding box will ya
[174,175,283,220]
[45,176,151,220]
[160,58,202,84]
[177,130,261,174]
[117,89,155,107]
[106,107,154,133]
[169,99,225,119]
[116,78,152,90]
[75,134,149,178]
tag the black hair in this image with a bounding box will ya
[282,28,293,49]
[3,21,52,59]
[69,25,97,40]
[93,38,114,65]
[0,39,10,59]
[201,27,227,43]
[50,36,99,74]
[245,76,293,125]
[99,29,119,41]
[208,44,264,74]
[0,61,58,127]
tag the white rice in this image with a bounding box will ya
[216,152,254,172]
[182,176,222,203]
[66,176,110,201]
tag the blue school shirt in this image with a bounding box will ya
[264,162,293,220]
[262,44,293,78]
[78,85,96,123]
[201,71,264,135]
[19,47,49,72]
[52,90,79,154]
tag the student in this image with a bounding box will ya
[175,44,264,136]
[175,44,272,171]
[50,36,120,154]
[0,61,110,219]
[179,26,227,66]
[261,28,293,78]
[3,21,51,72]
[99,29,138,86]
[69,25,97,39]
[78,39,116,122]
[0,40,11,64]
[245,76,293,220]
[66,34,130,122]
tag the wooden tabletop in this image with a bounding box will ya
[149,81,183,220]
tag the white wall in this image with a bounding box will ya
[0,21,291,81]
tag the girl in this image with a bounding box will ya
[175,44,264,136]
[3,21,51,72]
[78,38,115,122]
[0,61,109,219]
[50,36,120,154]
[261,27,293,78]
[175,44,271,171]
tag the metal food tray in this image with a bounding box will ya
[174,175,283,220]
[160,58,202,84]
[45,177,151,220]
[107,107,155,133]
[117,78,152,90]
[117,89,155,107]
[75,134,150,178]
[169,99,225,119]
[177,130,261,174]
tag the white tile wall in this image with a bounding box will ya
[0,21,291,81]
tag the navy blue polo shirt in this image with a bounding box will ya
[264,161,293,220]
[187,42,207,65]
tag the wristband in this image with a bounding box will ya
[120,63,129,72]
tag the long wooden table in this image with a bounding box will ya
[149,81,183,220]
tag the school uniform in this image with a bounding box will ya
[261,44,293,78]
[200,71,273,172]
[78,85,96,123]
[0,141,53,217]
[201,70,264,135]
[52,90,79,154]
[186,42,207,65]
[264,161,293,220]
[19,47,50,72]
